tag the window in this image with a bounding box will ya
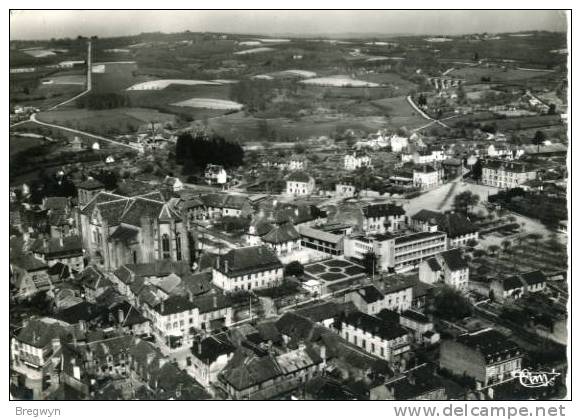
[176,233,182,261]
[162,234,171,259]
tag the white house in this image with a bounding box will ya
[286,171,316,196]
[205,164,228,185]
[413,165,442,190]
[212,245,284,292]
[344,152,372,171]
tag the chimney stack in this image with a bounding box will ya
[160,300,165,314]
[213,295,218,309]
[224,260,229,273]
[187,290,193,303]
[197,339,202,355]
[117,309,124,324]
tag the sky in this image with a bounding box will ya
[10,10,567,41]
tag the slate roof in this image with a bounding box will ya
[340,311,408,341]
[275,312,319,342]
[152,292,231,316]
[425,257,442,272]
[30,236,83,258]
[191,334,236,364]
[15,318,78,348]
[216,245,283,277]
[439,249,468,271]
[11,254,48,272]
[261,223,300,244]
[56,301,104,324]
[520,270,546,286]
[456,328,521,362]
[287,171,312,183]
[295,301,345,323]
[412,210,478,238]
[482,160,533,173]
[383,363,444,400]
[43,197,69,211]
[362,203,405,218]
[502,275,524,290]
[353,284,385,304]
[401,310,431,324]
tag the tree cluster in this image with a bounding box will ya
[175,132,244,173]
[77,93,130,110]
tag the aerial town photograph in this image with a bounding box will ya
[8,9,570,403]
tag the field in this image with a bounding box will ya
[449,66,555,83]
[127,79,222,91]
[91,61,141,93]
[21,48,57,58]
[9,134,46,157]
[128,84,234,118]
[171,98,244,110]
[205,112,391,142]
[234,47,275,55]
[372,96,431,129]
[41,74,86,85]
[36,107,176,136]
[301,76,380,87]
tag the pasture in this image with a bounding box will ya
[449,66,554,83]
[36,107,176,136]
[372,96,431,129]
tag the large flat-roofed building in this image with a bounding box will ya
[481,159,537,189]
[344,231,447,271]
[212,245,284,292]
[298,226,344,256]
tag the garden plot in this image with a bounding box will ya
[127,79,221,91]
[171,98,244,110]
[300,76,380,87]
[304,259,366,286]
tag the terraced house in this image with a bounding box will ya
[79,190,189,271]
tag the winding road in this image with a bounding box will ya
[11,40,139,151]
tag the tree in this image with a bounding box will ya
[527,232,543,253]
[429,286,472,321]
[362,251,379,277]
[453,191,480,215]
[471,159,483,181]
[548,103,556,115]
[285,261,304,277]
[532,130,546,153]
[488,244,500,257]
[466,238,478,248]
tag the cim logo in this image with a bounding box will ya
[512,369,561,388]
